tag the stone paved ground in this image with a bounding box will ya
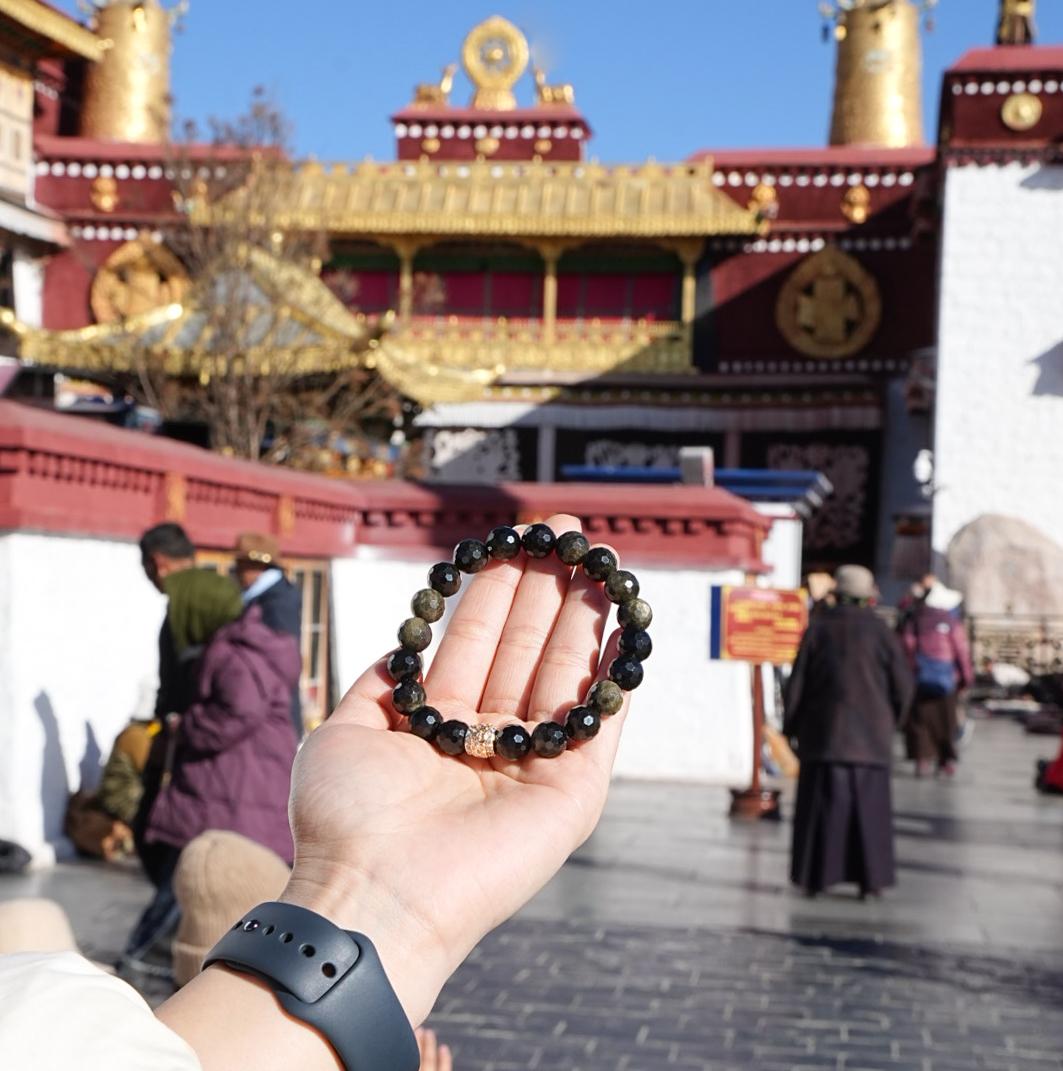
[4,717,1063,1070]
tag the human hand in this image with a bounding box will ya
[281,515,631,1024]
[416,1028,453,1071]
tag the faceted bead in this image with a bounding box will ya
[605,569,639,604]
[495,723,532,761]
[435,719,469,756]
[609,656,644,691]
[565,705,601,742]
[522,523,557,558]
[617,597,652,630]
[531,721,567,758]
[486,525,522,560]
[618,627,653,662]
[583,547,618,581]
[411,588,445,624]
[392,677,426,715]
[386,648,422,682]
[397,617,432,652]
[454,538,489,574]
[408,706,443,742]
[555,531,590,566]
[428,562,462,597]
[464,723,499,759]
[587,679,624,716]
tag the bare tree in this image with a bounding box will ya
[126,89,404,467]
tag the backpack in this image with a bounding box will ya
[913,611,958,697]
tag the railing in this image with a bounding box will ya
[966,614,1063,676]
[395,315,692,375]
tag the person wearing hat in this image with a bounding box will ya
[899,577,973,777]
[784,564,914,898]
[235,533,304,739]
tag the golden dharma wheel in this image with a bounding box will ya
[461,16,530,110]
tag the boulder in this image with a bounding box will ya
[946,514,1063,616]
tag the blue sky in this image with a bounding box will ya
[56,1,1063,162]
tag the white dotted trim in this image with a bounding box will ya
[41,159,179,181]
[71,224,142,242]
[704,234,912,254]
[954,77,1058,97]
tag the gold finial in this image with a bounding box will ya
[461,16,529,110]
[80,1,184,143]
[412,64,457,107]
[824,1,930,148]
[997,0,1036,45]
[533,67,575,106]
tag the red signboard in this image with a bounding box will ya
[710,586,808,665]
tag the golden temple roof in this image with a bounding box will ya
[202,159,760,240]
[1,245,383,376]
[0,0,105,61]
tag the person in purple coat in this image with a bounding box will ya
[120,600,300,976]
[144,603,301,864]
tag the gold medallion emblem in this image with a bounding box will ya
[775,246,882,360]
[1001,92,1042,132]
[90,235,189,324]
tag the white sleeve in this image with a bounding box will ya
[0,952,200,1070]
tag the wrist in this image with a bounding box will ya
[279,863,451,1025]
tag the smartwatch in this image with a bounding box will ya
[204,901,420,1071]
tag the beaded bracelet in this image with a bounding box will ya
[384,523,652,762]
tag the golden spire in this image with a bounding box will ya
[823,1,928,148]
[997,0,1036,45]
[80,1,186,143]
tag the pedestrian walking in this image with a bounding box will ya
[784,564,914,898]
[122,555,245,971]
[899,579,973,777]
[234,532,304,739]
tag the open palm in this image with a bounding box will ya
[284,515,630,1024]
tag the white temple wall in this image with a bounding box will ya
[332,550,754,786]
[934,162,1063,557]
[0,532,163,864]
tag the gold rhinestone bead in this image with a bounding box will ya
[464,724,499,759]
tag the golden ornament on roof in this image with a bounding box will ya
[1001,91,1042,131]
[461,15,529,110]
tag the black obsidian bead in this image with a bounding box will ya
[398,617,432,652]
[435,719,469,756]
[454,538,489,574]
[486,525,522,560]
[428,562,462,597]
[617,597,653,630]
[605,569,639,604]
[522,523,557,558]
[583,546,618,581]
[587,679,624,716]
[392,678,426,715]
[496,723,533,761]
[609,656,644,691]
[555,531,590,566]
[386,648,422,682]
[618,627,653,662]
[531,721,567,758]
[408,706,443,742]
[565,706,601,742]
[411,588,445,624]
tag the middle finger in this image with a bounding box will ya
[479,513,580,718]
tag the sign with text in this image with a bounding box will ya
[710,586,808,665]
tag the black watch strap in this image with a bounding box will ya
[204,901,419,1071]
